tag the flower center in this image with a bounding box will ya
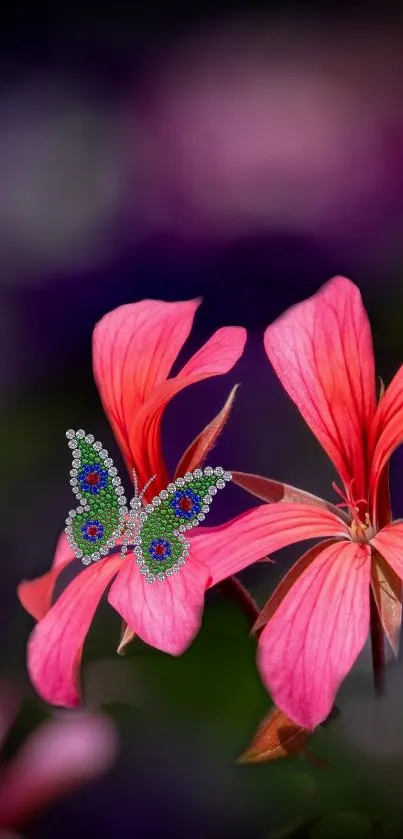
[332,480,374,543]
[349,514,374,543]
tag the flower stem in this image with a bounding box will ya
[398,619,403,664]
[370,586,385,697]
[218,576,259,627]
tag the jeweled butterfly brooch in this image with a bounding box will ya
[64,429,232,583]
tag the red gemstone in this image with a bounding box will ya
[178,497,193,512]
[87,471,100,486]
[154,544,165,555]
[88,525,98,537]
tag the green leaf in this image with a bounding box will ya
[309,811,375,839]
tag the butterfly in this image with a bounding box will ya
[64,429,232,584]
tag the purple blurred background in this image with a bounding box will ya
[3,4,403,838]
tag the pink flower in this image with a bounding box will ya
[0,681,117,833]
[19,297,272,709]
[234,276,403,730]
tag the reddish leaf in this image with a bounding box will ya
[174,384,240,478]
[117,623,136,656]
[232,472,348,523]
[378,376,386,402]
[371,550,402,658]
[238,706,311,763]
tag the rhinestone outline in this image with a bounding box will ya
[65,428,128,562]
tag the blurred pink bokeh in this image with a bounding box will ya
[0,682,118,833]
[1,23,403,287]
[131,25,403,248]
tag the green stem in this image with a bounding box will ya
[370,586,385,697]
[218,576,259,627]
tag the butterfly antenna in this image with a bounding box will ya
[132,468,139,500]
[139,474,157,500]
[122,473,138,558]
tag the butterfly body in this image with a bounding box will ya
[65,429,232,583]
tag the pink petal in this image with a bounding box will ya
[27,557,121,708]
[257,540,371,729]
[188,502,349,588]
[264,276,376,499]
[253,539,336,632]
[371,522,403,581]
[18,533,75,621]
[370,364,403,511]
[52,531,74,569]
[232,471,348,522]
[174,384,239,478]
[93,297,201,484]
[108,556,210,655]
[0,713,118,831]
[126,326,246,498]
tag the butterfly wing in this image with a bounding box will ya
[65,429,128,564]
[134,466,232,582]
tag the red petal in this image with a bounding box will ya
[257,541,371,729]
[370,364,403,512]
[126,326,246,497]
[174,384,239,478]
[232,471,348,522]
[93,296,246,497]
[18,533,75,621]
[188,502,348,588]
[264,276,376,499]
[27,557,121,708]
[93,298,201,486]
[178,327,246,378]
[108,556,210,655]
